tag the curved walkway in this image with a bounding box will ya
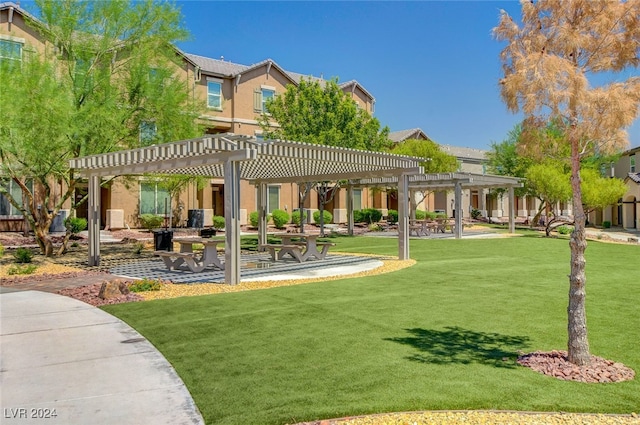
[0,290,204,425]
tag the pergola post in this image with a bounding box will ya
[398,173,410,260]
[257,182,268,248]
[88,174,101,266]
[508,186,515,233]
[346,184,354,236]
[454,181,463,239]
[224,159,242,285]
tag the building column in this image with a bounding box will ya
[347,184,354,236]
[508,186,515,233]
[257,182,267,248]
[224,160,241,285]
[454,181,462,239]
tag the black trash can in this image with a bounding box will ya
[188,209,204,228]
[153,229,174,251]
[199,228,217,238]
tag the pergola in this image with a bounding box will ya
[352,172,524,239]
[69,134,423,285]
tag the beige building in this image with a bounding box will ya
[0,2,384,231]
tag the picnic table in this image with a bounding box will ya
[261,233,335,262]
[155,237,225,272]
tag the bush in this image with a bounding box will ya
[291,210,307,226]
[415,210,427,220]
[471,208,482,220]
[557,225,573,235]
[133,242,144,255]
[13,247,33,263]
[271,209,290,229]
[7,264,37,275]
[65,217,87,235]
[359,208,382,223]
[129,278,163,292]
[249,211,259,227]
[139,214,163,231]
[353,210,364,223]
[0,243,4,257]
[387,209,398,224]
[212,215,225,229]
[602,220,611,229]
[313,210,332,224]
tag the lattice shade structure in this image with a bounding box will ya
[70,134,423,285]
[353,172,523,190]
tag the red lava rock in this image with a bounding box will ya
[518,350,635,383]
[58,282,143,307]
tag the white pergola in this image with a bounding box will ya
[69,134,423,285]
[352,172,524,239]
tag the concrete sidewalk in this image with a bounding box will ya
[0,290,204,425]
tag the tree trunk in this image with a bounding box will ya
[567,130,590,366]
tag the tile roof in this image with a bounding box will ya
[440,144,488,161]
[389,128,430,143]
[627,172,640,184]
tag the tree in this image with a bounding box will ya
[525,162,572,235]
[0,0,201,255]
[494,0,640,365]
[259,77,391,151]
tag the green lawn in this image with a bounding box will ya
[103,235,640,425]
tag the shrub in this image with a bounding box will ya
[139,214,163,231]
[313,210,332,224]
[133,242,144,255]
[212,215,225,229]
[415,210,427,220]
[291,210,307,226]
[353,210,364,223]
[471,208,482,219]
[360,208,382,223]
[368,223,383,232]
[271,209,290,229]
[602,220,611,229]
[7,264,37,275]
[129,278,163,292]
[65,217,87,235]
[0,243,4,257]
[387,209,398,224]
[557,225,573,235]
[13,247,33,263]
[249,211,259,227]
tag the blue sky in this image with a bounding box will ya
[174,0,640,151]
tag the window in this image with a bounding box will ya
[207,79,222,109]
[0,179,32,216]
[267,185,280,213]
[631,156,636,173]
[0,38,23,68]
[352,189,362,211]
[139,121,157,145]
[140,182,170,215]
[254,86,275,113]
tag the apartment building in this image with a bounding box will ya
[0,2,383,231]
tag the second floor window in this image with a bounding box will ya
[631,156,636,173]
[255,86,275,113]
[262,88,275,112]
[207,80,222,109]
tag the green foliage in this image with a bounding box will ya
[65,217,88,235]
[415,210,427,220]
[271,209,290,229]
[602,221,611,229]
[526,163,572,205]
[129,278,163,293]
[212,216,225,230]
[355,208,382,223]
[291,210,307,226]
[7,264,38,275]
[471,208,482,219]
[13,247,34,263]
[139,214,164,231]
[249,211,271,227]
[390,138,458,172]
[387,209,398,224]
[313,210,332,224]
[0,0,199,255]
[0,243,4,257]
[259,78,391,151]
[556,225,573,235]
[353,210,364,223]
[580,168,627,211]
[133,242,145,255]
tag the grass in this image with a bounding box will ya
[102,235,640,425]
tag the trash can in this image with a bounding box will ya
[153,229,173,251]
[188,209,204,228]
[199,228,217,238]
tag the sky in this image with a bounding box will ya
[174,0,640,151]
